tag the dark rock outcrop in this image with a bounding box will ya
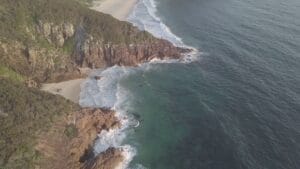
[82,147,124,169]
[37,21,190,69]
[74,34,190,68]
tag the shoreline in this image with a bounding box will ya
[41,79,85,104]
[91,0,138,21]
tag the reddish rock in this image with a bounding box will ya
[82,147,124,169]
[74,38,191,68]
[36,108,123,169]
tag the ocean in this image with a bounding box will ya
[80,0,300,168]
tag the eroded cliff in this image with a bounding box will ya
[0,0,190,84]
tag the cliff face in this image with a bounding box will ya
[76,37,188,68]
[37,21,187,68]
[1,21,188,84]
[37,21,75,47]
[37,20,189,68]
[0,0,189,84]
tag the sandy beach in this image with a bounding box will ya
[41,79,85,103]
[92,0,138,20]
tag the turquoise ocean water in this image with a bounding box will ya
[81,0,300,168]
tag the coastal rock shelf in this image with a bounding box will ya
[36,108,123,169]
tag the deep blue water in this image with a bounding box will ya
[123,0,300,168]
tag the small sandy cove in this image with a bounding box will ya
[41,79,85,103]
[42,0,138,103]
[92,0,138,20]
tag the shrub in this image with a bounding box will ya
[64,124,78,138]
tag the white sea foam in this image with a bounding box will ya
[79,0,201,168]
[79,62,184,169]
[128,0,200,63]
[79,64,167,168]
[80,67,134,108]
[80,66,140,169]
[128,0,183,46]
[116,145,137,169]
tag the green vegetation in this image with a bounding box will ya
[62,36,76,55]
[0,65,24,83]
[64,124,78,138]
[0,0,154,44]
[76,0,94,6]
[0,78,79,169]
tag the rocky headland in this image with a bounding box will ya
[0,0,189,84]
[0,0,191,168]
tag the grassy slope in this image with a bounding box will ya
[0,65,24,83]
[0,78,79,169]
[0,0,154,44]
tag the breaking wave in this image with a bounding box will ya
[128,0,200,63]
[80,66,138,169]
